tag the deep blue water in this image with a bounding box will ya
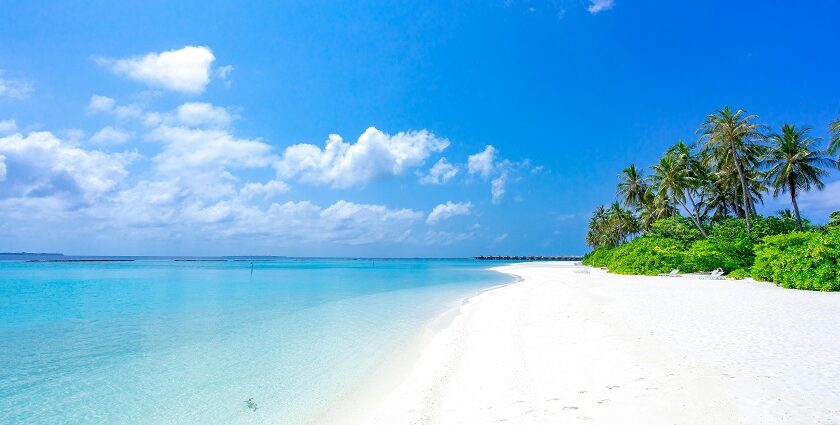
[0,258,511,424]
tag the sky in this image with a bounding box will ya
[1,0,839,257]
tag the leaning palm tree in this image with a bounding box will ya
[830,118,840,164]
[617,164,647,210]
[698,107,763,231]
[650,152,708,237]
[762,124,833,231]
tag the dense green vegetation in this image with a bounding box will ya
[583,107,840,291]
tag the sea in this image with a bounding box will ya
[0,257,512,424]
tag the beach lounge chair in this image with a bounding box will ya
[658,269,680,277]
[700,268,726,280]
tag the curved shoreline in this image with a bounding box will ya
[320,261,840,424]
[312,266,522,425]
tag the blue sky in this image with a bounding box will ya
[1,0,839,256]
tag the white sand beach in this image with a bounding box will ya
[323,261,840,424]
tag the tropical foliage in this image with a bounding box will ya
[583,107,840,291]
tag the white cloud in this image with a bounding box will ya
[175,102,233,128]
[468,145,497,178]
[276,127,449,188]
[419,157,459,184]
[0,119,17,134]
[0,131,134,205]
[588,0,614,14]
[87,95,116,113]
[148,125,274,173]
[215,65,234,79]
[240,180,290,200]
[0,154,6,181]
[90,126,130,145]
[0,73,33,99]
[491,173,507,204]
[427,201,473,224]
[97,46,215,94]
[798,180,840,211]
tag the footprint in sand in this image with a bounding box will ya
[578,390,587,394]
[562,406,578,411]
[577,416,592,421]
[606,385,620,389]
[597,399,610,404]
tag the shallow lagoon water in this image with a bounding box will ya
[0,258,511,424]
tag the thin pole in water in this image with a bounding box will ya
[250,261,254,280]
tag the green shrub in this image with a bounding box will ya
[648,217,703,248]
[727,268,750,280]
[592,236,684,275]
[683,236,754,272]
[582,248,614,267]
[752,229,840,291]
[582,216,839,291]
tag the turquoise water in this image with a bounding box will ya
[0,258,511,424]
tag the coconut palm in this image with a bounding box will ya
[638,186,672,231]
[650,151,708,237]
[762,124,833,230]
[586,205,609,249]
[606,202,640,244]
[617,164,647,210]
[698,107,763,231]
[830,118,840,164]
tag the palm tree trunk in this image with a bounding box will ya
[789,177,803,231]
[732,147,752,232]
[676,198,708,238]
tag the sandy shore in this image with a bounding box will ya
[320,262,840,424]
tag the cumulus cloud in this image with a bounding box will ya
[87,94,144,120]
[148,125,274,174]
[96,46,215,94]
[0,119,17,134]
[0,131,134,205]
[588,0,614,14]
[276,127,449,188]
[175,102,233,128]
[427,201,473,224]
[468,145,497,178]
[240,180,290,200]
[90,126,130,145]
[0,73,33,99]
[419,157,459,184]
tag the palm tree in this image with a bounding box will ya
[698,107,763,231]
[617,164,647,210]
[762,124,833,231]
[830,118,840,165]
[606,202,640,244]
[638,186,672,231]
[586,204,639,249]
[586,205,609,249]
[650,152,708,237]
